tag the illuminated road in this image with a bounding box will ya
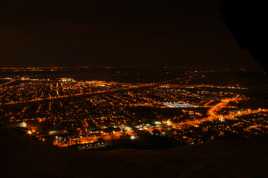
[169,97,268,129]
[0,79,17,87]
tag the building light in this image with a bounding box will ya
[166,120,173,126]
[17,121,27,128]
[130,135,136,140]
[124,126,132,131]
[219,116,225,122]
[154,121,161,125]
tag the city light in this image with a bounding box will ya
[1,66,268,150]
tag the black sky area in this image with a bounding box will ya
[0,0,260,69]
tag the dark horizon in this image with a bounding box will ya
[0,0,262,70]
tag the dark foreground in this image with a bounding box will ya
[4,127,268,178]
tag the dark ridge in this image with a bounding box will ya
[4,127,268,178]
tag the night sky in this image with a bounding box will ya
[0,0,260,69]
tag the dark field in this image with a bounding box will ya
[5,127,268,178]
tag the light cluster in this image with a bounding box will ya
[1,68,268,150]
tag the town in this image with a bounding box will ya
[1,67,268,150]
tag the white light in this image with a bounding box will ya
[163,102,196,108]
[130,136,136,140]
[60,78,76,82]
[124,126,132,131]
[154,121,161,125]
[18,121,27,128]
